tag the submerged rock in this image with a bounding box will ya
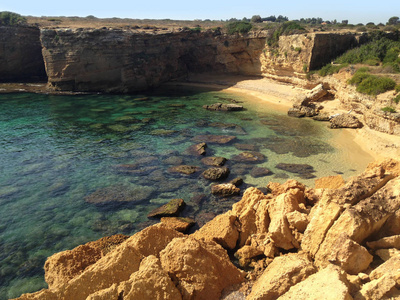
[201,156,227,167]
[186,142,207,156]
[202,167,230,181]
[192,134,236,144]
[232,151,265,163]
[168,165,200,175]
[147,199,186,218]
[211,183,240,197]
[84,185,154,204]
[203,102,244,111]
[276,162,315,175]
[250,166,272,177]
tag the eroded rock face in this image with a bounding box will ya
[0,26,46,81]
[278,265,352,300]
[192,212,239,249]
[44,234,128,290]
[248,253,317,300]
[159,237,245,300]
[40,28,266,92]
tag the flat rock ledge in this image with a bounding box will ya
[14,158,400,300]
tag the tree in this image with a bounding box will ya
[387,16,399,25]
[251,15,262,23]
[342,20,349,25]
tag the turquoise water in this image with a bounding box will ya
[0,86,368,298]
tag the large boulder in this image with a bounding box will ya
[330,114,363,129]
[278,265,352,300]
[44,234,128,290]
[117,255,182,300]
[267,188,305,250]
[58,242,143,299]
[232,187,268,247]
[314,177,400,272]
[159,237,245,300]
[248,253,317,300]
[192,212,239,250]
[125,223,184,257]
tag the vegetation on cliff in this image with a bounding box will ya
[0,11,26,26]
[225,21,253,34]
[265,21,306,48]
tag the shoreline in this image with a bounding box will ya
[169,75,400,166]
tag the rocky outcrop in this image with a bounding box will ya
[260,32,363,83]
[40,28,266,92]
[15,159,400,300]
[0,26,46,81]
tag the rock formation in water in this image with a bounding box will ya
[14,158,400,300]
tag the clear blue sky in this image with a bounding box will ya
[2,0,399,24]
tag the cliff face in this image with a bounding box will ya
[0,26,46,81]
[260,32,364,83]
[40,28,266,92]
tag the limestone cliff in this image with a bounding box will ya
[0,26,46,81]
[40,28,266,92]
[260,32,365,84]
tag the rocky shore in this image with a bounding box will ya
[14,158,400,299]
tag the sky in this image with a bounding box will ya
[2,0,399,25]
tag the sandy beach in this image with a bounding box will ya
[172,74,400,165]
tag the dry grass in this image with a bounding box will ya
[26,16,226,30]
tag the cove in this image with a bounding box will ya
[0,85,371,298]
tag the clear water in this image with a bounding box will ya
[0,86,369,298]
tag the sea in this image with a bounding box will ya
[0,85,371,299]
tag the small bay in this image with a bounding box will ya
[0,85,371,298]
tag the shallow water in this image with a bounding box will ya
[0,85,371,298]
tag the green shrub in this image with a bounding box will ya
[318,63,348,76]
[381,106,397,113]
[0,11,27,26]
[335,36,400,68]
[190,27,201,33]
[266,21,306,48]
[394,94,400,104]
[356,75,396,95]
[348,72,371,85]
[226,21,252,35]
[396,84,400,93]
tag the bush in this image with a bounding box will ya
[394,94,400,104]
[352,74,396,95]
[0,11,26,26]
[335,36,400,67]
[266,21,306,48]
[318,63,348,76]
[381,106,397,113]
[396,84,400,93]
[226,21,253,35]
